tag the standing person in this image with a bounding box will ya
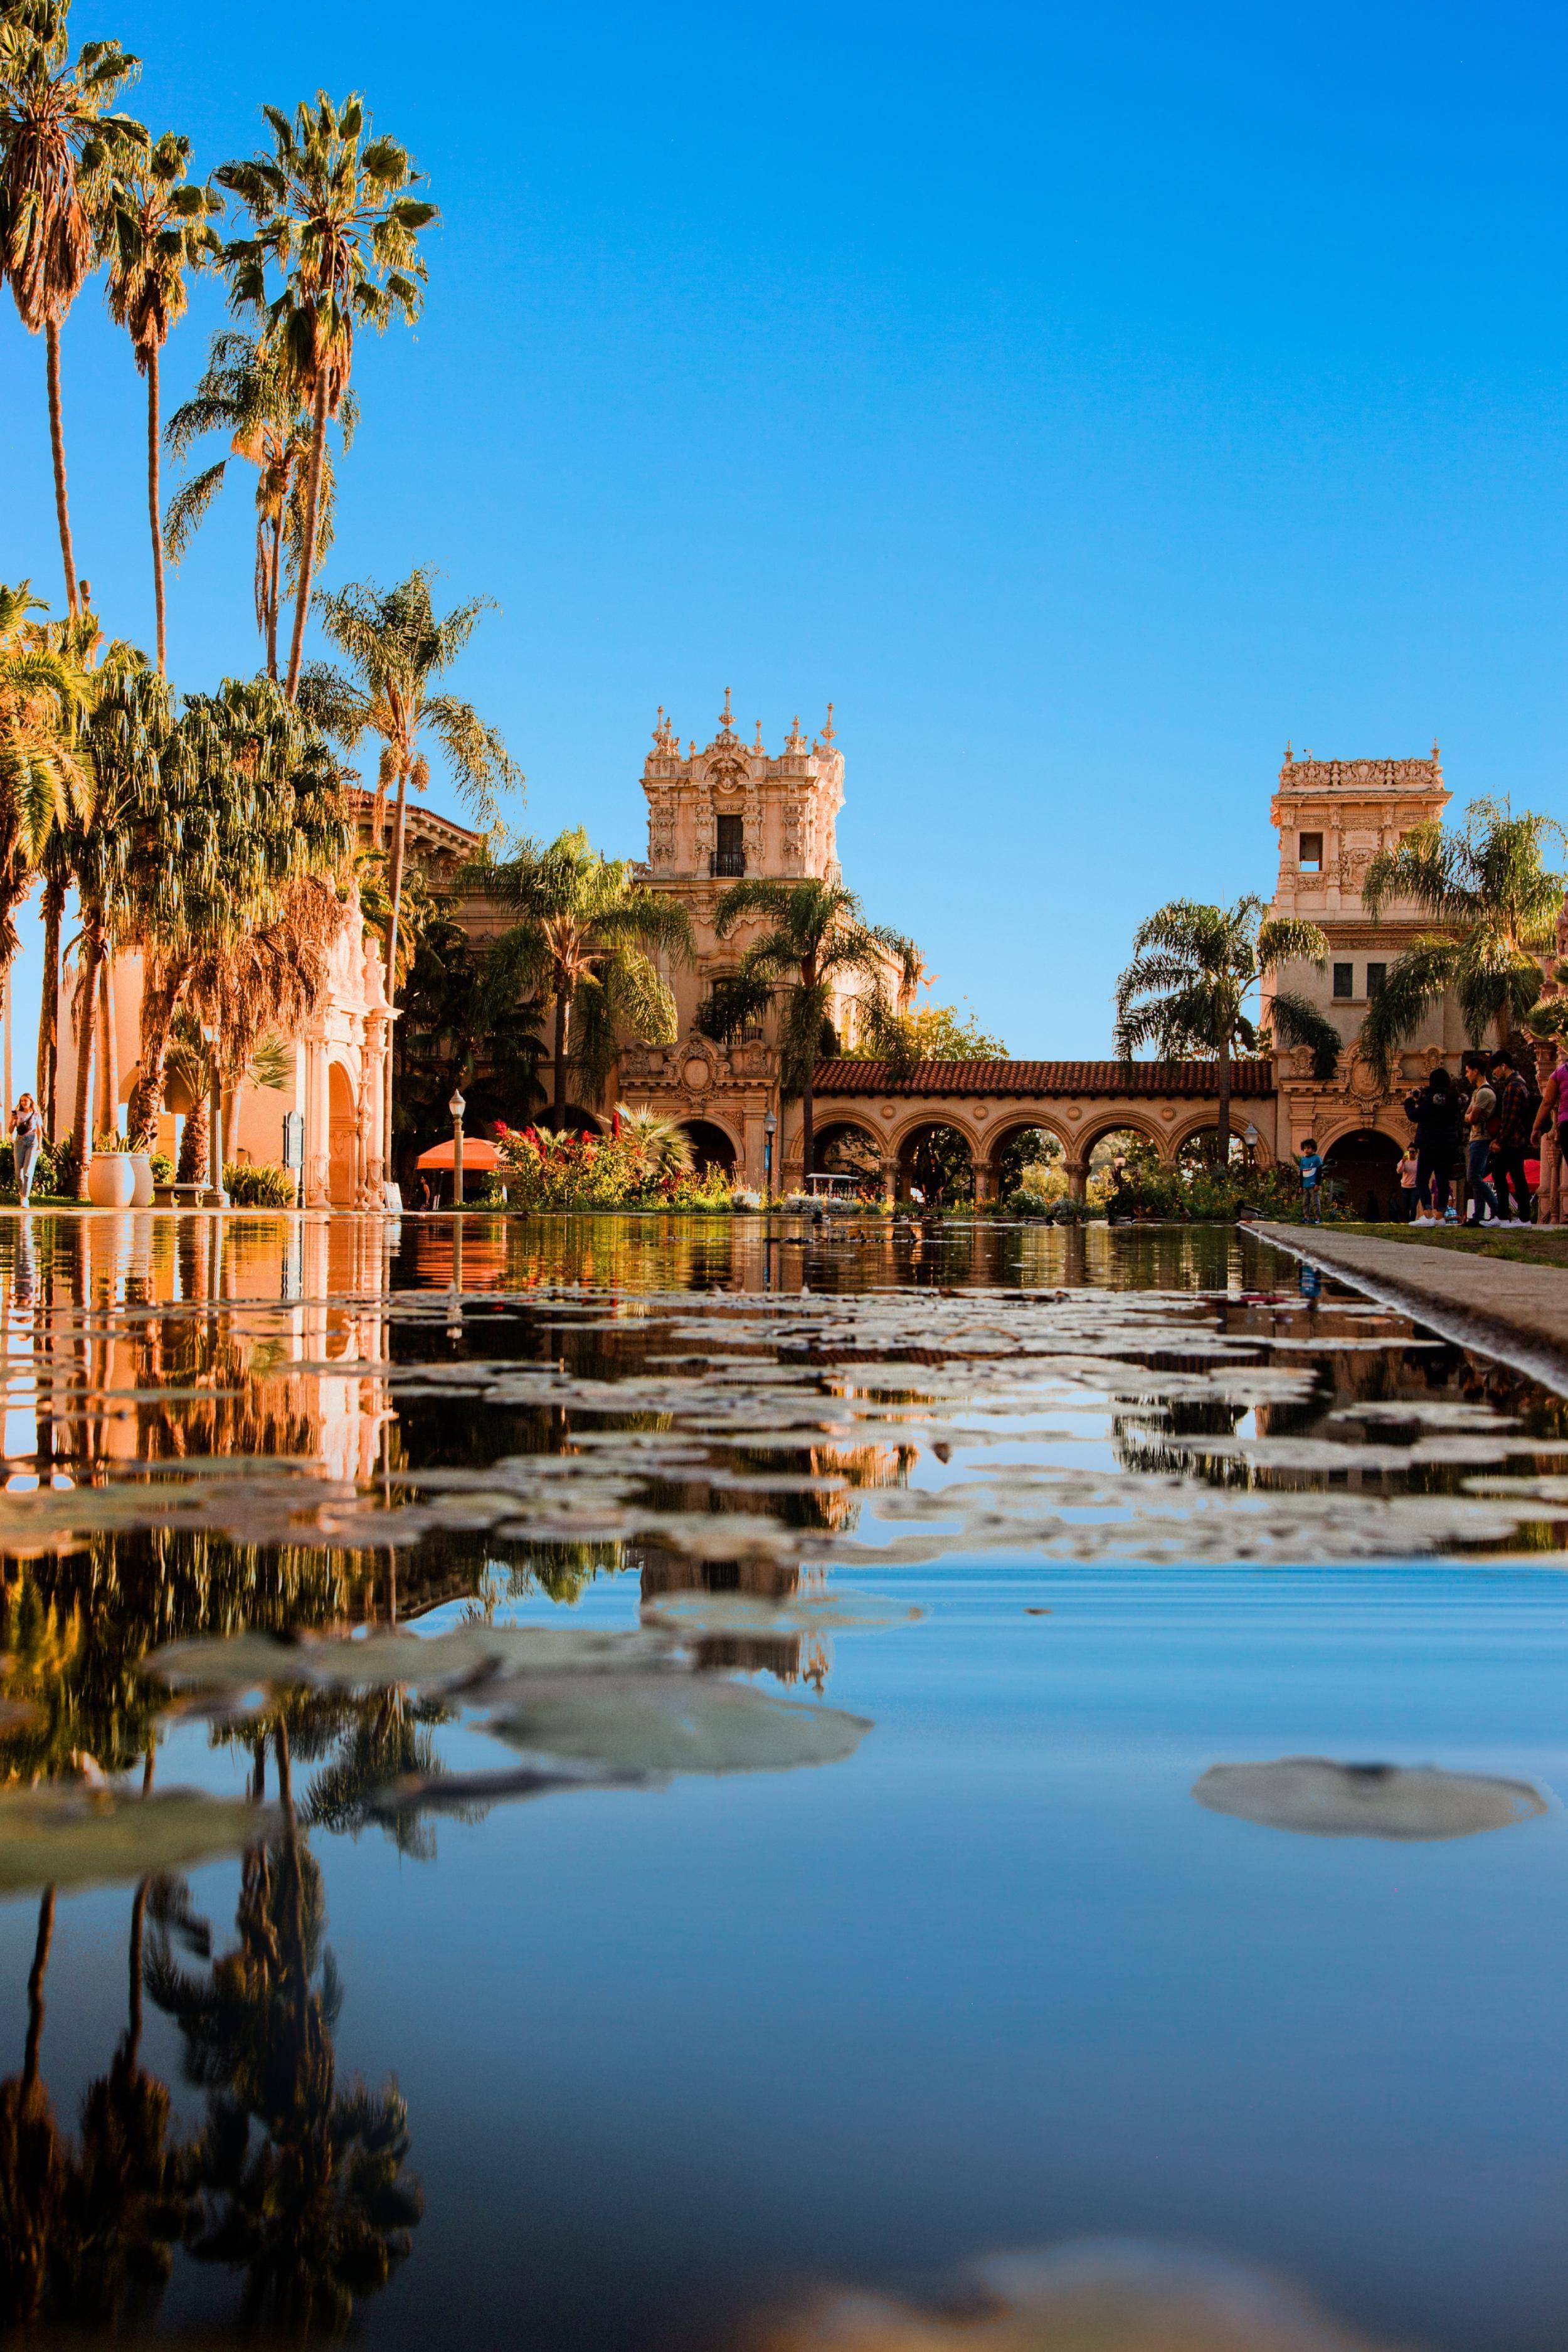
[1396,1144,1419,1221]
[1490,1048,1535,1222]
[1406,1066,1461,1224]
[1460,1052,1501,1227]
[10,1094,41,1207]
[1531,1037,1568,1209]
[1297,1136,1324,1222]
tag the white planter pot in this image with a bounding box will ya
[128,1150,154,1209]
[86,1153,136,1209]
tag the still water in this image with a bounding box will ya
[2,1211,1567,2350]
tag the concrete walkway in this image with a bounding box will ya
[1249,1221,1568,1392]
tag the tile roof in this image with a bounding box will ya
[810,1058,1276,1099]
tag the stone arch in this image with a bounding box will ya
[986,1116,1074,1195]
[1165,1110,1275,1169]
[894,1117,977,1206]
[679,1116,739,1174]
[327,1058,358,1205]
[1320,1123,1404,1222]
[811,1117,885,1182]
[557,1104,603,1136]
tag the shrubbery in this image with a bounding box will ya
[492,1121,747,1212]
[223,1162,297,1207]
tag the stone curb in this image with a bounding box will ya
[1248,1221,1568,1396]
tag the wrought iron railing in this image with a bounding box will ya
[709,849,746,877]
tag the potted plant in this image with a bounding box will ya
[86,1133,137,1210]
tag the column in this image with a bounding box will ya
[879,1155,897,1205]
[1065,1157,1089,1202]
[304,1036,332,1208]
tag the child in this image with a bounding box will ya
[1298,1137,1324,1222]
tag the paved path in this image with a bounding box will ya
[1249,1221,1568,1391]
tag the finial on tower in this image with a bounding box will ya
[719,686,734,733]
[821,699,835,745]
[1432,738,1441,761]
[786,714,805,752]
[754,719,764,750]
[1285,740,1292,765]
[654,704,665,744]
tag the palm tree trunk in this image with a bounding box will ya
[146,345,166,675]
[127,1877,147,2065]
[265,517,281,682]
[1216,1032,1232,1168]
[127,964,184,1147]
[45,323,78,620]
[553,991,569,1130]
[37,878,62,1142]
[72,927,103,1198]
[802,1070,814,1182]
[176,1094,207,1184]
[98,953,119,1138]
[284,374,330,703]
[23,1887,55,2089]
[383,763,410,1182]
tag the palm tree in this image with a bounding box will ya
[1359,799,1568,1083]
[479,828,694,1130]
[0,1887,62,2324]
[615,1103,692,1177]
[1114,896,1338,1164]
[164,329,358,681]
[122,675,350,1147]
[0,12,145,615]
[100,131,223,674]
[215,93,437,701]
[0,581,90,968]
[66,661,170,1190]
[702,877,920,1180]
[299,568,517,1184]
[14,600,151,1162]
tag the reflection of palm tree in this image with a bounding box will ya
[149,1724,421,2333]
[57,1877,188,2328]
[0,1888,63,2323]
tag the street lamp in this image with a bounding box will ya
[764,1110,776,1196]
[448,1087,466,1209]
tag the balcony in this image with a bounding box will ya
[709,848,746,877]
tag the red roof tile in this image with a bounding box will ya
[810,1058,1276,1099]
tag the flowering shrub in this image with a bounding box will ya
[492,1121,743,1212]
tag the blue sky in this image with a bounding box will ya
[5,0,1567,1071]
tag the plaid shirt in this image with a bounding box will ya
[1495,1070,1533,1147]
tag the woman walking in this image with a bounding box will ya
[1405,1067,1461,1224]
[10,1094,41,1207]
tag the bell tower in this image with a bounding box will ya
[640,690,844,884]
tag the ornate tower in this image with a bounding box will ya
[640,690,844,884]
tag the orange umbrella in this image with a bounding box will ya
[415,1137,502,1171]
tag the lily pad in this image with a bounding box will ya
[0,1786,280,1895]
[641,1589,921,1636]
[1192,1757,1547,1840]
[485,1673,872,1774]
[143,1623,677,1698]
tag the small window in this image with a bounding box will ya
[1298,832,1323,871]
[1332,963,1353,999]
[1366,962,1386,999]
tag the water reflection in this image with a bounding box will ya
[0,1213,1565,2351]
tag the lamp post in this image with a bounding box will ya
[449,1087,466,1209]
[764,1110,776,1197]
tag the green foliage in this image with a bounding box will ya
[847,999,1007,1069]
[1115,896,1337,1073]
[1359,798,1568,1083]
[704,876,920,1106]
[493,1122,739,1212]
[223,1161,295,1207]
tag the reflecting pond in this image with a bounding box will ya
[1,1210,1567,2349]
